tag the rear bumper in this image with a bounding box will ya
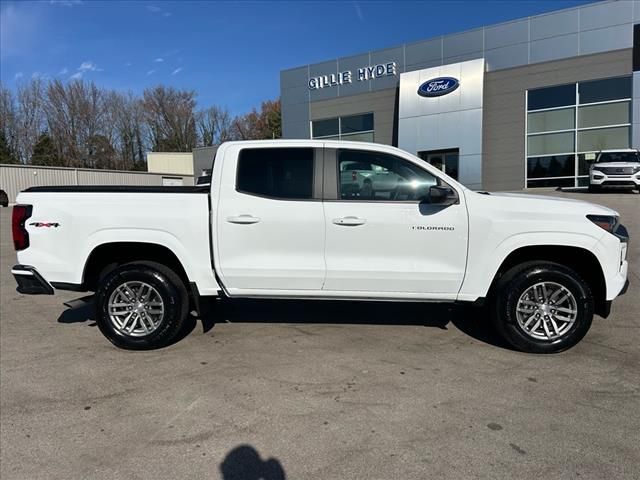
[12,265,54,295]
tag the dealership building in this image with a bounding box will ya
[280,0,640,190]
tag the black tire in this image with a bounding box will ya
[491,261,593,353]
[95,261,188,350]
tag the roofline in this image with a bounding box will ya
[280,0,612,73]
[146,152,193,156]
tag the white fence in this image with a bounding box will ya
[0,164,194,203]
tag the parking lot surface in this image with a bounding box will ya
[1,190,639,480]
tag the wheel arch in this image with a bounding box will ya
[489,245,607,317]
[82,242,190,292]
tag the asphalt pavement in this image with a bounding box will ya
[1,189,638,480]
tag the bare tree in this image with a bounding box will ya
[0,83,19,162]
[45,79,108,167]
[142,86,197,152]
[231,99,281,140]
[16,79,46,163]
[105,91,147,170]
[196,105,233,146]
[3,78,278,169]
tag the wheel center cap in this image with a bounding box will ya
[540,303,551,315]
[135,302,145,314]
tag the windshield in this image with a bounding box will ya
[596,151,640,163]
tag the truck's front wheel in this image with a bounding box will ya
[492,262,594,353]
[95,262,188,349]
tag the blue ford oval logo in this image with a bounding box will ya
[418,77,460,97]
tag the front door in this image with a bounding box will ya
[216,145,326,292]
[323,147,468,296]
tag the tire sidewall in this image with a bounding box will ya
[96,265,184,349]
[499,265,593,353]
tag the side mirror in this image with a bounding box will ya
[426,185,458,205]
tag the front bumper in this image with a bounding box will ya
[12,265,54,295]
[590,171,640,188]
[607,223,629,301]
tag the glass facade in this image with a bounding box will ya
[312,113,374,142]
[525,76,632,188]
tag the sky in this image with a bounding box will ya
[1,0,596,115]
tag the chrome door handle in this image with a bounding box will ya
[333,216,366,226]
[227,214,260,224]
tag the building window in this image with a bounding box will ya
[236,148,314,200]
[525,76,632,188]
[312,113,374,142]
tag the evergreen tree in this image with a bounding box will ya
[0,131,18,164]
[31,133,62,166]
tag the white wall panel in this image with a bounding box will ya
[0,165,194,204]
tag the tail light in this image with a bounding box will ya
[12,205,33,251]
[352,171,357,181]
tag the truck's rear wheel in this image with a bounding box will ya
[492,261,593,353]
[95,262,188,349]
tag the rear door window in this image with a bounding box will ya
[236,148,314,200]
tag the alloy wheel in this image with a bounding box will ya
[515,281,578,341]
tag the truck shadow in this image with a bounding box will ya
[202,298,512,350]
[56,296,512,350]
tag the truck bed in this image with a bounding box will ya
[24,185,209,194]
[15,187,220,296]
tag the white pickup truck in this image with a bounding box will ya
[11,140,629,353]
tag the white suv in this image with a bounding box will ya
[589,149,640,192]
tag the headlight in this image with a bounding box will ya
[633,166,640,173]
[587,214,618,233]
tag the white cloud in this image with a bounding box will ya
[147,4,171,17]
[146,69,155,75]
[78,61,98,71]
[124,61,132,66]
[50,0,83,6]
[1,3,41,59]
[58,67,68,75]
[354,2,364,22]
[171,67,182,75]
[70,72,82,80]
[163,48,180,57]
[14,72,23,80]
[154,57,164,63]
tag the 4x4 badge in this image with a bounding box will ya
[29,222,60,228]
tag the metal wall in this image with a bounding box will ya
[282,0,639,138]
[482,49,632,191]
[399,59,484,189]
[309,89,397,146]
[192,146,218,176]
[0,164,195,204]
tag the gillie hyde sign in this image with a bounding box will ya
[308,62,397,90]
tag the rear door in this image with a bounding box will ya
[215,144,326,293]
[322,147,468,296]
